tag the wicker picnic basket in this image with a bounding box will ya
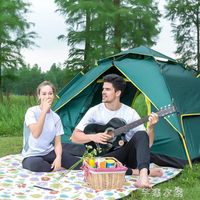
[83,157,127,190]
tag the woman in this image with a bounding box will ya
[22,81,81,172]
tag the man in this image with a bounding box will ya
[72,74,162,189]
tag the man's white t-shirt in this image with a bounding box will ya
[76,103,146,141]
[22,106,64,158]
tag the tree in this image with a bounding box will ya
[2,63,65,95]
[119,0,161,49]
[55,0,103,75]
[165,0,200,72]
[44,63,65,91]
[55,0,161,79]
[2,63,66,96]
[1,67,19,95]
[0,0,37,101]
[14,64,43,95]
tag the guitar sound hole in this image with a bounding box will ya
[106,128,115,139]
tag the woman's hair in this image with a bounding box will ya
[103,74,126,97]
[37,81,55,101]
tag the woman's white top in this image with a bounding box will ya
[22,105,64,158]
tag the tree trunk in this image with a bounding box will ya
[102,23,106,58]
[84,8,90,62]
[114,0,121,54]
[100,0,106,58]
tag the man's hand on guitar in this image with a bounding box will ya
[91,131,112,144]
[148,112,159,130]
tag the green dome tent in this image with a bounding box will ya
[53,46,200,169]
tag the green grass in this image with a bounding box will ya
[0,136,23,157]
[133,92,148,118]
[0,94,200,200]
[0,95,36,137]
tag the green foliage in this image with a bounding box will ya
[16,64,44,95]
[55,0,161,75]
[0,0,37,101]
[44,63,65,91]
[2,64,43,95]
[2,63,66,95]
[164,0,200,72]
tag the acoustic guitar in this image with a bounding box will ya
[84,105,177,156]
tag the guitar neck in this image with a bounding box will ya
[112,105,176,137]
[113,116,149,136]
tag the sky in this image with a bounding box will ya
[21,0,177,72]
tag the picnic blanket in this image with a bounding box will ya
[0,154,182,200]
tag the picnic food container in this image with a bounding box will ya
[83,157,127,190]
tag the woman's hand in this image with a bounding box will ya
[42,98,52,113]
[51,156,62,172]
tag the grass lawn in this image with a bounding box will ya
[0,136,23,157]
[0,136,200,200]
